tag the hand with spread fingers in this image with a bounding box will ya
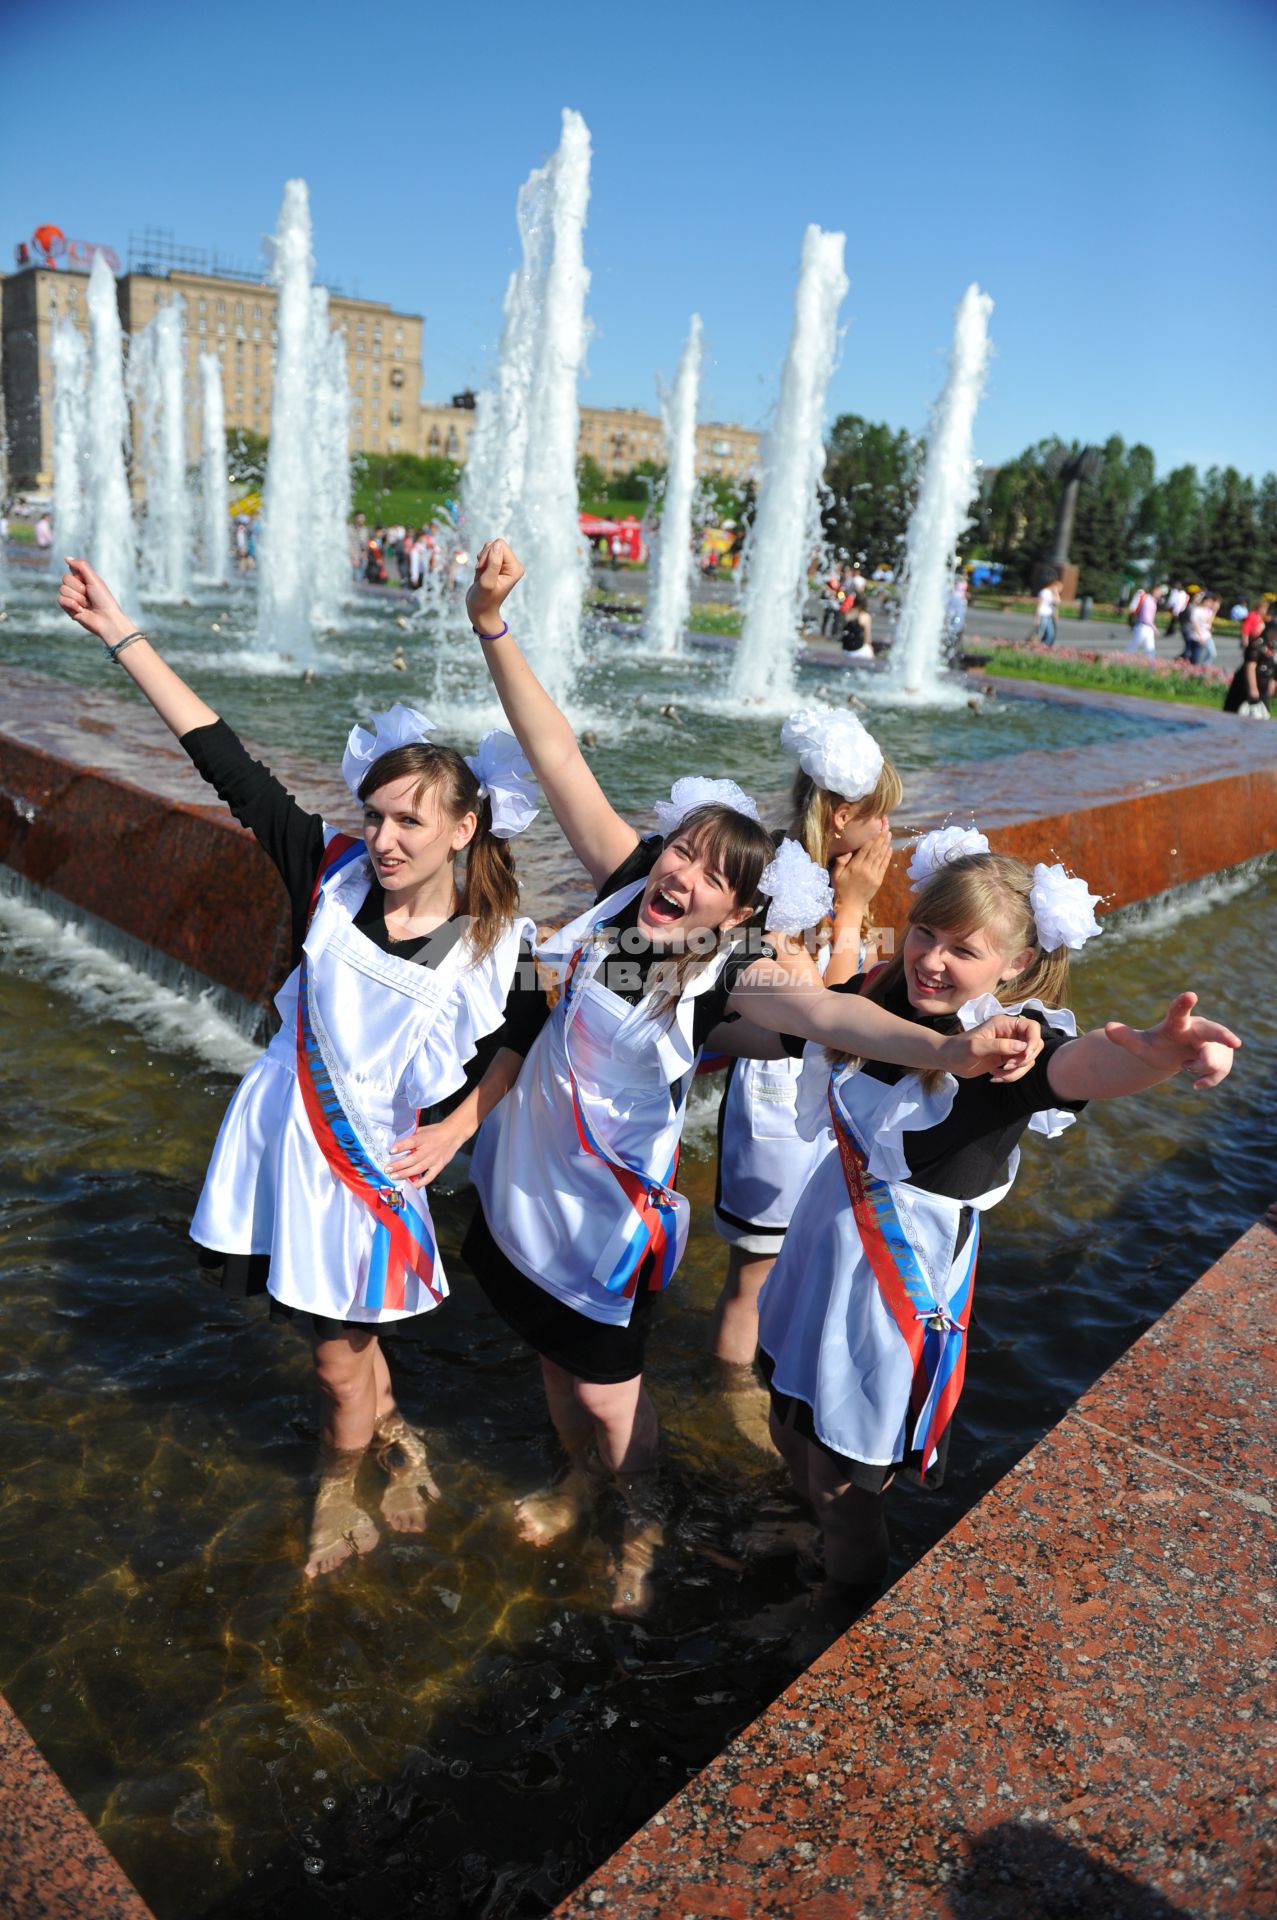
[1104,990,1241,1091]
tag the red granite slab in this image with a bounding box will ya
[559,1213,1277,1918]
[0,1694,152,1918]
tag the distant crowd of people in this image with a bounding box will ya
[348,513,470,592]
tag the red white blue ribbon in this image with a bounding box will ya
[561,940,681,1298]
[294,834,443,1314]
[827,1074,978,1477]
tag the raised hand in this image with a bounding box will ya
[466,539,525,637]
[944,1012,1044,1083]
[1104,991,1241,1091]
[57,556,135,648]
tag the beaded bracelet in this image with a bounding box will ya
[472,621,509,642]
[105,630,145,662]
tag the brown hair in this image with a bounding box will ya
[645,801,774,1020]
[839,850,1070,1087]
[357,743,518,960]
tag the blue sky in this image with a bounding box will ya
[4,0,1274,478]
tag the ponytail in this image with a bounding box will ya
[460,796,519,959]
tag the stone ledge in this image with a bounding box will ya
[557,1210,1277,1918]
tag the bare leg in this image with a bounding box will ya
[707,1246,775,1364]
[515,1358,605,1547]
[305,1334,381,1578]
[806,1448,890,1590]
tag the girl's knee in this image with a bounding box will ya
[574,1375,639,1424]
[313,1337,375,1405]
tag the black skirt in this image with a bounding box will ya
[194,1244,438,1343]
[757,1347,952,1492]
[461,1206,659,1385]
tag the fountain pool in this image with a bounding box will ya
[0,578,1174,826]
[0,854,1270,1918]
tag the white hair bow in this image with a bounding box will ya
[907,825,991,890]
[1030,862,1102,952]
[780,705,884,802]
[653,775,762,838]
[465,729,539,838]
[758,838,835,934]
[342,704,436,801]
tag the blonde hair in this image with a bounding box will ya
[788,756,903,948]
[841,850,1070,1086]
[358,742,518,960]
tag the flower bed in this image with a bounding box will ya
[973,640,1230,709]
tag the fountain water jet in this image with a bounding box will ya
[51,315,89,565]
[85,251,137,609]
[307,288,352,632]
[463,109,592,704]
[130,300,191,599]
[256,180,316,658]
[730,226,848,706]
[891,283,993,697]
[646,314,702,657]
[198,352,229,585]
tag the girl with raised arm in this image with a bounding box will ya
[709,705,901,1375]
[457,541,1043,1615]
[58,557,541,1579]
[758,831,1240,1619]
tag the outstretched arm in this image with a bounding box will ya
[726,959,1043,1081]
[465,540,639,889]
[1047,991,1240,1101]
[58,558,218,738]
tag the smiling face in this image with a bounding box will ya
[902,914,1035,1016]
[636,826,756,949]
[361,773,476,896]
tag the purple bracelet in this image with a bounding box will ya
[472,621,509,641]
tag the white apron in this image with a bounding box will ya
[758,997,1079,1469]
[471,876,734,1328]
[715,936,843,1241]
[192,831,534,1323]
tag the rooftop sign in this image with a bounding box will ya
[15,226,122,273]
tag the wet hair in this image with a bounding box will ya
[645,801,774,1019]
[838,850,1071,1087]
[357,742,518,960]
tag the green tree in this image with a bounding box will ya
[577,453,606,500]
[821,415,920,569]
[226,427,269,491]
[1190,466,1259,600]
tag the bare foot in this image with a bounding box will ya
[610,1470,665,1618]
[305,1450,380,1579]
[611,1516,664,1618]
[373,1411,440,1537]
[515,1448,603,1547]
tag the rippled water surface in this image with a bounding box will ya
[0,855,1271,1917]
[2,579,1176,816]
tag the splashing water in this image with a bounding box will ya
[256,180,316,660]
[198,352,229,585]
[130,300,192,599]
[85,251,137,608]
[890,283,993,698]
[308,287,353,633]
[730,227,848,707]
[463,109,592,705]
[646,315,703,657]
[51,314,90,564]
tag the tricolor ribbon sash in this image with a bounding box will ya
[827,1074,978,1477]
[561,939,682,1298]
[294,833,443,1314]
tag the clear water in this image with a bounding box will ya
[2,581,1174,821]
[0,857,1270,1918]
